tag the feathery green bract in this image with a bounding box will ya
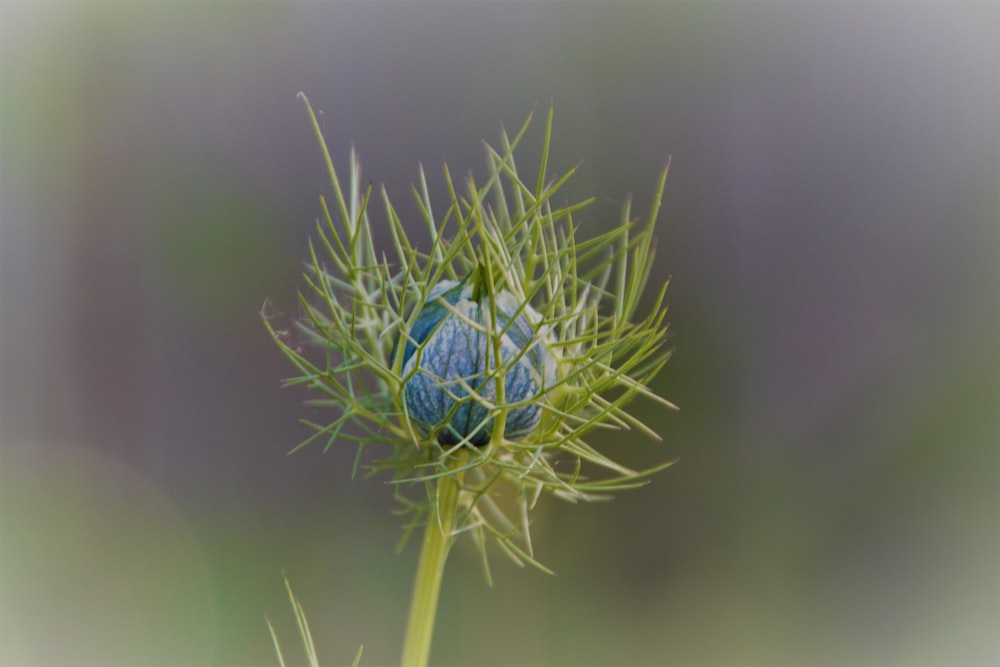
[267,575,363,667]
[262,93,676,576]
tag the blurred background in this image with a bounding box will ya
[1,3,997,666]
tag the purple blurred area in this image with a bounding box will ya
[1,3,997,666]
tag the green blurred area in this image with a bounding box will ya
[1,3,998,666]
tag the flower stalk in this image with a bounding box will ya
[400,460,464,667]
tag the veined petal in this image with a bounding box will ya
[402,282,556,446]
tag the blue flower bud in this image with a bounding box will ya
[402,279,556,446]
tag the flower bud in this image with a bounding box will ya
[402,279,556,446]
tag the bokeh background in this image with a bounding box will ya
[2,3,998,666]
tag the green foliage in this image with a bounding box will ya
[267,575,362,667]
[262,93,675,578]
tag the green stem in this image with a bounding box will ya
[400,465,464,667]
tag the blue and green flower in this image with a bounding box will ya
[264,96,675,576]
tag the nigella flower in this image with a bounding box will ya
[401,277,557,447]
[265,96,676,575]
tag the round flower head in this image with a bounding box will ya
[265,98,675,577]
[401,278,557,447]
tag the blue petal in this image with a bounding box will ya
[402,282,555,445]
[401,280,466,364]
